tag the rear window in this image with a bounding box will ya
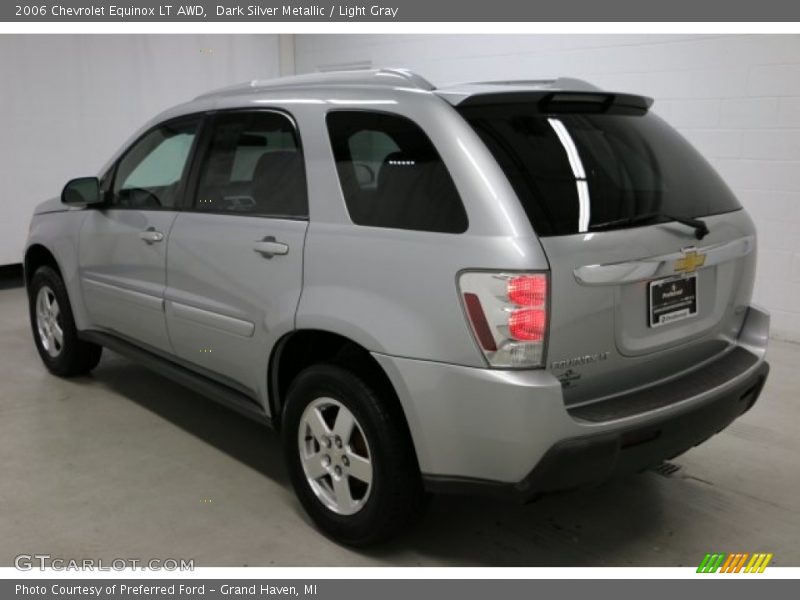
[458,104,741,236]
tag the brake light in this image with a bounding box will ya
[509,308,546,341]
[507,275,547,307]
[459,271,549,368]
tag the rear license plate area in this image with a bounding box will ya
[649,273,698,328]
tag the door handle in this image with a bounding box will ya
[139,228,164,244]
[253,236,289,258]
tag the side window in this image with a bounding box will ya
[193,111,308,218]
[347,130,399,188]
[326,111,468,233]
[112,118,199,209]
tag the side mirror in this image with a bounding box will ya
[61,177,103,206]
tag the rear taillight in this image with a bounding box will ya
[507,275,547,307]
[458,272,549,368]
[508,308,546,341]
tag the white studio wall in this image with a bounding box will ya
[0,34,281,268]
[295,34,800,342]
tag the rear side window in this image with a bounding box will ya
[326,111,468,233]
[459,105,741,236]
[193,111,308,218]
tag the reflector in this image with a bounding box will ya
[463,293,498,351]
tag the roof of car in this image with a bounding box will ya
[194,68,604,106]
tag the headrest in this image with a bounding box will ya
[253,150,300,183]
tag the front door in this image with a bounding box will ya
[79,116,201,353]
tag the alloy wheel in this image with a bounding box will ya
[297,397,373,515]
[35,285,63,358]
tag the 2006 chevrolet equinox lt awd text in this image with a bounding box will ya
[25,69,770,545]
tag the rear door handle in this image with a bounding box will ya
[253,236,289,258]
[139,228,164,244]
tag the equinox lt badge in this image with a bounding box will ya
[551,351,610,370]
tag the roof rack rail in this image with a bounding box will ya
[195,68,435,100]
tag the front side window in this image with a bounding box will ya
[193,111,308,218]
[326,111,468,233]
[112,118,199,209]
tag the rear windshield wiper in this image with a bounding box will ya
[589,212,709,239]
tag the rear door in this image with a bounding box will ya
[79,116,200,353]
[459,100,756,404]
[164,109,308,398]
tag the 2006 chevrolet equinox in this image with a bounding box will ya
[25,69,770,545]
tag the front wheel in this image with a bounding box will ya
[28,266,102,377]
[283,364,427,546]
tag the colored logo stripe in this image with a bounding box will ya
[719,554,736,572]
[734,553,750,573]
[697,552,772,573]
[745,553,773,573]
[697,553,725,573]
[721,553,748,573]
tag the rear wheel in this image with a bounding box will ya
[283,364,427,546]
[28,266,102,377]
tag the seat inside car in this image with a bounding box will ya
[251,150,307,217]
[374,151,461,231]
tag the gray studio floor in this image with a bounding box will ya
[1,280,799,567]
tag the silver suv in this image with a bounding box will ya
[25,69,770,545]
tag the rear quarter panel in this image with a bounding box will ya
[289,88,549,365]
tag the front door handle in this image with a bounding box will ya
[253,236,289,258]
[139,228,164,244]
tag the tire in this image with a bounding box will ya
[28,266,102,377]
[283,364,427,546]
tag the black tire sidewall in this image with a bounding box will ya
[28,266,96,376]
[282,364,421,546]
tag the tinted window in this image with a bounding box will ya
[194,111,307,218]
[327,111,468,233]
[112,118,199,209]
[459,105,741,236]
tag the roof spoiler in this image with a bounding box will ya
[457,90,654,115]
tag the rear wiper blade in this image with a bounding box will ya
[589,212,710,239]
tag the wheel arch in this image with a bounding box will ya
[24,244,63,291]
[268,329,415,450]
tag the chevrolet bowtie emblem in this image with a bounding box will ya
[674,249,706,273]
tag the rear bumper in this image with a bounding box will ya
[424,360,768,502]
[373,305,770,499]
